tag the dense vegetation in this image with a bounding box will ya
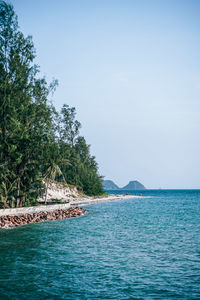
[0,1,103,208]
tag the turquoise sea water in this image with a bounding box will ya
[0,190,200,299]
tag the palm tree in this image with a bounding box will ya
[44,159,71,204]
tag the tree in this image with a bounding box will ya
[0,1,56,207]
[0,1,103,208]
[61,104,81,147]
[43,140,71,203]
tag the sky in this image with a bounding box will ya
[9,0,200,189]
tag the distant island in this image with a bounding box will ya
[102,180,120,190]
[103,180,146,190]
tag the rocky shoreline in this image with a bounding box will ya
[0,195,144,229]
[0,207,86,229]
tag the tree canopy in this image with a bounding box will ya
[0,1,103,208]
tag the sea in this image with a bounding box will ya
[0,190,199,299]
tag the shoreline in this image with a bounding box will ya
[0,194,142,229]
[0,207,86,229]
[70,194,143,206]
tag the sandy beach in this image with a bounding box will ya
[70,194,143,206]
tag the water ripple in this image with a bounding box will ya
[0,190,200,299]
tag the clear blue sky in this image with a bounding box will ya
[10,0,200,188]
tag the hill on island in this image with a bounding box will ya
[121,181,146,190]
[103,180,119,190]
[103,180,146,190]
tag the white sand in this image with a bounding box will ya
[70,194,143,206]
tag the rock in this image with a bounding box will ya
[0,206,86,228]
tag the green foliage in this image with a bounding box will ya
[0,1,103,208]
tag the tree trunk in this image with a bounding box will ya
[16,179,20,207]
[44,179,50,204]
